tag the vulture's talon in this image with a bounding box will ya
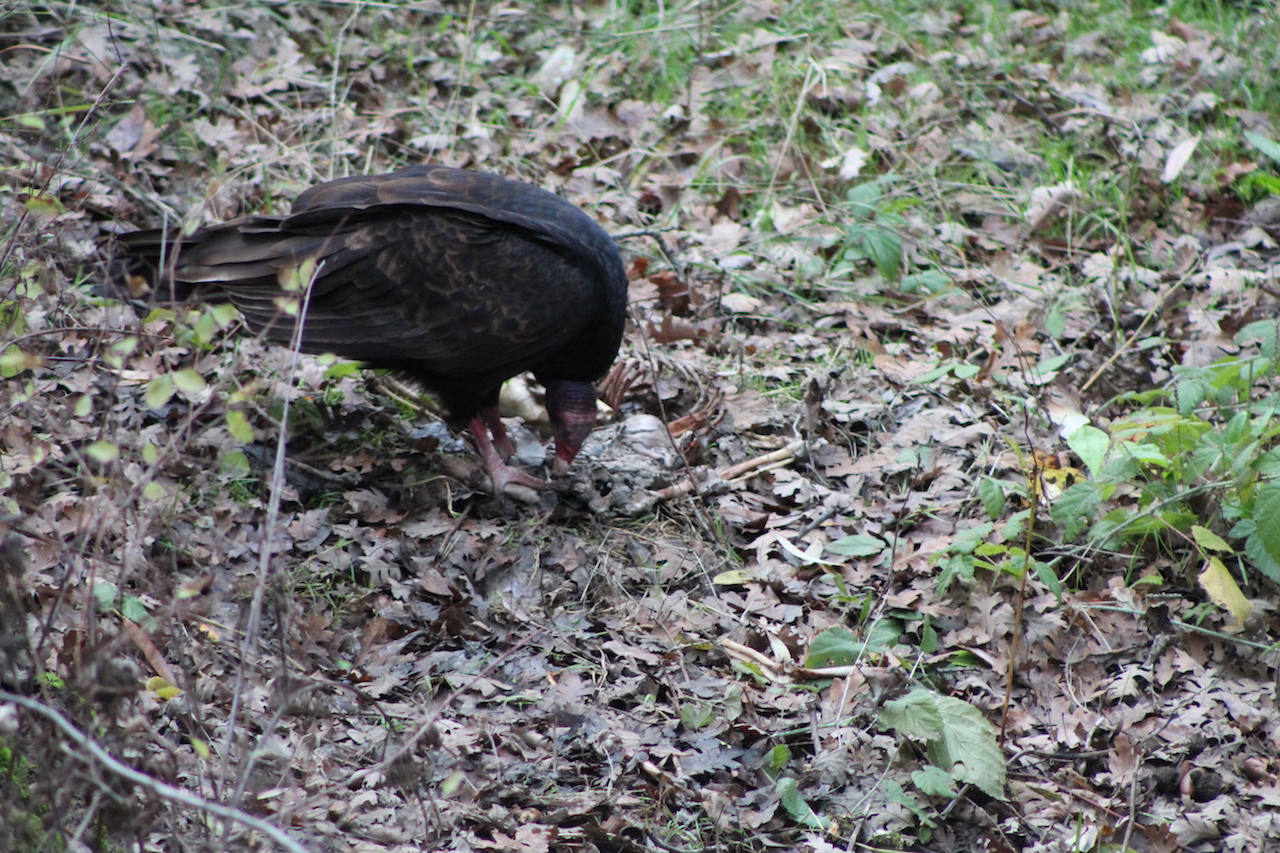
[501,483,542,504]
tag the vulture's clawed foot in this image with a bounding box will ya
[469,414,572,501]
[486,461,569,503]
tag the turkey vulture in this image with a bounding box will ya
[117,165,628,494]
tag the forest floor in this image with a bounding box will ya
[5,2,1280,851]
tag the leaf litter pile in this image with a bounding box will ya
[4,2,1280,851]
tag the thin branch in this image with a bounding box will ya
[0,690,312,853]
[224,259,323,824]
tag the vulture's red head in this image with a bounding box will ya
[545,381,599,476]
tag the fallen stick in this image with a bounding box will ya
[653,440,804,501]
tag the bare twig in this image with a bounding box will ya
[720,441,805,482]
[222,260,322,823]
[653,440,805,501]
[1119,740,1143,853]
[794,504,841,539]
[1080,270,1193,393]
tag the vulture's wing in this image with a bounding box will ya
[122,166,617,380]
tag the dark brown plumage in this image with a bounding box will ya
[118,165,628,493]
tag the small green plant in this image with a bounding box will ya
[830,174,907,283]
[879,689,1006,797]
[804,621,902,668]
[948,320,1280,620]
[872,687,1006,844]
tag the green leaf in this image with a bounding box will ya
[1174,379,1206,417]
[948,649,989,667]
[775,777,827,830]
[1160,508,1197,533]
[679,701,715,730]
[225,411,254,444]
[1066,425,1110,477]
[1236,320,1280,360]
[1198,556,1252,625]
[1245,532,1280,583]
[1050,481,1101,541]
[93,580,119,611]
[147,677,182,700]
[924,696,1006,799]
[1253,480,1280,571]
[826,534,885,557]
[880,689,945,741]
[220,451,252,478]
[881,779,935,828]
[914,363,955,384]
[211,303,240,327]
[325,361,362,380]
[862,227,902,280]
[22,193,64,216]
[912,765,958,797]
[865,618,903,653]
[1036,353,1074,375]
[278,257,319,293]
[900,270,950,295]
[845,179,886,208]
[1223,410,1253,446]
[712,569,752,585]
[0,345,42,378]
[935,553,974,594]
[806,626,866,668]
[978,478,1006,519]
[121,596,150,624]
[1192,525,1232,554]
[440,770,465,797]
[146,374,175,409]
[951,521,996,554]
[0,299,23,333]
[173,368,207,395]
[883,690,1006,800]
[1257,449,1280,477]
[767,744,791,777]
[191,311,218,347]
[142,307,176,325]
[805,622,900,668]
[1246,173,1280,195]
[1044,302,1066,339]
[920,616,938,653]
[110,337,138,356]
[998,507,1029,540]
[1032,560,1063,599]
[1245,130,1280,165]
[85,440,119,463]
